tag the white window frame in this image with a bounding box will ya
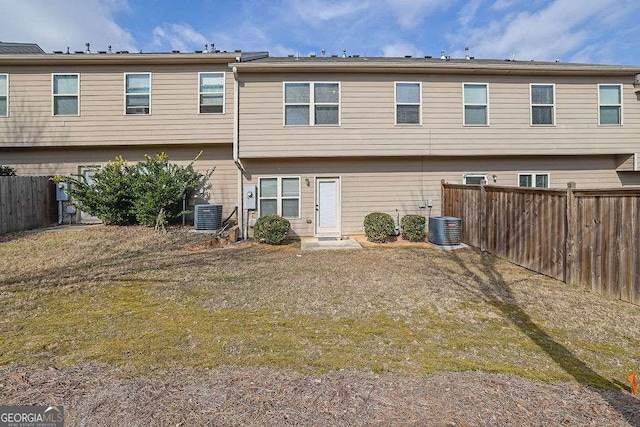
[463,83,489,126]
[597,84,623,126]
[283,82,341,126]
[518,173,550,188]
[258,176,301,218]
[463,173,488,185]
[0,74,7,117]
[124,72,151,115]
[530,83,555,126]
[52,73,80,116]
[198,72,225,114]
[395,81,422,125]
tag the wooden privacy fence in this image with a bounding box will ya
[442,181,640,306]
[0,176,57,234]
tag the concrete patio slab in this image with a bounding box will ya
[300,237,362,251]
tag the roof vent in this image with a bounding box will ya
[287,54,294,58]
[310,53,316,58]
[331,54,338,58]
[53,50,63,54]
[424,55,432,59]
[74,50,84,54]
[97,50,106,54]
[172,50,180,53]
[404,55,412,58]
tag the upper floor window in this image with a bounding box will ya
[259,177,300,218]
[530,84,555,126]
[52,73,79,116]
[125,73,151,115]
[463,83,488,125]
[519,173,549,188]
[598,84,622,125]
[284,82,339,126]
[395,82,421,124]
[199,72,224,114]
[0,74,7,117]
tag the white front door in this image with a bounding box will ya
[315,177,340,236]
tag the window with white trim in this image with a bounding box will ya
[0,74,7,117]
[463,174,487,185]
[531,84,555,125]
[259,177,300,218]
[598,84,622,125]
[199,72,224,113]
[463,83,488,125]
[52,73,79,116]
[284,82,339,125]
[125,73,151,115]
[395,82,421,124]
[518,173,549,188]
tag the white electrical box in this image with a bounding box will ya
[243,184,257,210]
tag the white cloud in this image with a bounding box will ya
[382,42,423,57]
[386,0,451,29]
[491,0,513,11]
[0,0,136,53]
[152,24,208,52]
[458,0,483,28]
[448,0,633,62]
[287,0,371,25]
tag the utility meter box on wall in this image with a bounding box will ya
[243,184,257,210]
[56,182,70,201]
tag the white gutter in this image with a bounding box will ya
[232,66,245,239]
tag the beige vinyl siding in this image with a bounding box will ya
[242,155,640,236]
[1,65,234,147]
[2,145,238,218]
[238,73,640,158]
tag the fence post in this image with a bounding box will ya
[440,179,445,216]
[564,182,577,285]
[480,184,487,252]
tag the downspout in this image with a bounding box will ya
[233,65,245,240]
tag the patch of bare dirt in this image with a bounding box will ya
[1,364,638,426]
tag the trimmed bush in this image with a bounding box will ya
[254,214,291,244]
[364,212,395,243]
[401,214,426,241]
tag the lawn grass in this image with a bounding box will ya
[0,226,638,391]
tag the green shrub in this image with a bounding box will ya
[54,153,211,227]
[364,212,395,243]
[401,214,426,241]
[0,165,17,176]
[57,156,136,225]
[129,153,203,227]
[254,214,291,244]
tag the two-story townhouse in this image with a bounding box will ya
[3,48,640,238]
[0,48,267,221]
[234,57,640,238]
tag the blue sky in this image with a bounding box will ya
[1,0,639,64]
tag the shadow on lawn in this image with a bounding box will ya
[440,249,639,426]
